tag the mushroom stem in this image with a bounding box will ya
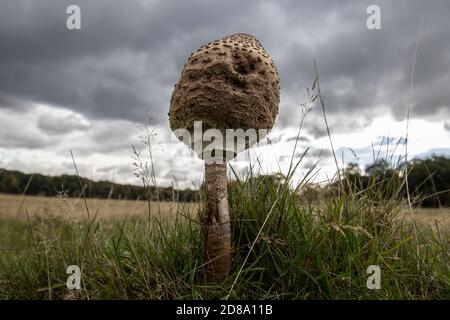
[203,162,231,281]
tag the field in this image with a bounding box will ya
[405,208,450,231]
[1,193,448,228]
[0,194,450,230]
[0,194,196,220]
[0,184,449,300]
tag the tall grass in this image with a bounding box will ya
[0,62,449,300]
[0,153,448,299]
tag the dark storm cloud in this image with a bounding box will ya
[272,1,450,135]
[0,0,449,137]
[0,95,31,111]
[0,0,261,124]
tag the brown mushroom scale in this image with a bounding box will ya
[169,33,280,282]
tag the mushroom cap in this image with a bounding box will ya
[169,33,280,159]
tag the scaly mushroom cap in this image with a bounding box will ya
[169,33,280,160]
[170,33,280,130]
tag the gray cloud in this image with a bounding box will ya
[0,128,51,149]
[373,136,407,146]
[286,135,310,143]
[302,148,332,159]
[266,134,284,144]
[307,122,328,140]
[279,147,332,162]
[415,148,450,159]
[301,159,317,169]
[313,149,332,158]
[0,109,54,149]
[38,110,91,134]
[445,122,450,132]
[0,0,267,125]
[88,121,137,153]
[0,0,449,133]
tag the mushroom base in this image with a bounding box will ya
[202,162,231,282]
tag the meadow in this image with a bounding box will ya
[0,193,195,220]
[0,172,449,299]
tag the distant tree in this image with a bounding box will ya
[365,159,392,176]
[0,168,199,202]
[345,162,361,176]
[408,156,450,207]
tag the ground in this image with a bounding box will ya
[0,193,448,299]
[0,193,197,220]
[0,194,448,229]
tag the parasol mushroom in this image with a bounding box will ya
[169,33,280,281]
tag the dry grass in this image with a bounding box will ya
[1,193,448,231]
[402,207,450,232]
[0,181,449,299]
[0,193,197,220]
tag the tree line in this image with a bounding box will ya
[0,168,199,202]
[342,156,450,208]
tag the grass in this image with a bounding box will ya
[0,170,449,299]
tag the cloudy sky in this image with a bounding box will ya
[1,0,450,189]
